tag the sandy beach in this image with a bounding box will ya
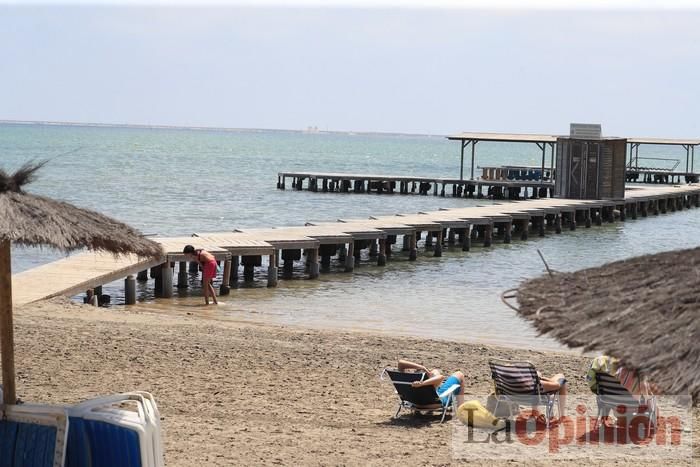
[12,298,698,466]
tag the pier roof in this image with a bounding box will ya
[447,132,558,143]
[627,137,700,147]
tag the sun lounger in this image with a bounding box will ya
[0,403,69,467]
[66,392,164,467]
[382,368,459,423]
[488,359,559,427]
[594,372,657,437]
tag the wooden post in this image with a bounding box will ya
[137,269,149,281]
[520,219,529,240]
[462,226,471,251]
[619,205,626,222]
[504,221,512,244]
[434,230,443,257]
[337,244,347,261]
[220,259,231,295]
[537,216,546,236]
[409,233,418,260]
[177,261,188,289]
[189,261,199,273]
[344,242,355,271]
[1,239,16,405]
[640,201,648,217]
[569,212,577,230]
[425,232,433,249]
[230,255,239,286]
[555,214,562,234]
[378,239,387,265]
[631,202,638,220]
[309,248,320,278]
[267,253,278,287]
[447,228,456,245]
[402,235,411,251]
[584,209,592,228]
[483,223,493,247]
[161,261,173,298]
[125,274,136,305]
[369,240,378,258]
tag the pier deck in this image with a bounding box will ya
[12,184,700,306]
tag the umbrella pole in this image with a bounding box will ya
[0,239,16,405]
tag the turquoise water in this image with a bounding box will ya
[3,122,699,351]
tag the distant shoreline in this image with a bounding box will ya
[0,119,445,139]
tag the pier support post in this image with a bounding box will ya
[309,248,320,278]
[242,256,259,282]
[631,202,638,220]
[378,239,388,265]
[619,205,626,222]
[230,256,239,285]
[425,232,433,249]
[584,210,592,228]
[220,259,231,295]
[520,219,529,240]
[483,224,493,247]
[462,227,471,251]
[137,270,148,281]
[369,240,378,257]
[537,216,546,236]
[189,261,199,273]
[434,231,443,257]
[267,253,278,287]
[177,262,188,289]
[595,208,603,225]
[447,228,456,245]
[161,262,173,299]
[555,214,562,234]
[124,275,136,305]
[402,235,411,251]
[345,242,355,271]
[409,233,418,260]
[337,244,347,262]
[504,221,512,244]
[640,201,648,217]
[569,212,577,230]
[152,265,163,298]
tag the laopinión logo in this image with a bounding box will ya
[451,395,692,461]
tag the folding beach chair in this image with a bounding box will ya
[488,359,560,427]
[0,403,69,467]
[381,368,460,423]
[66,392,164,467]
[594,372,657,438]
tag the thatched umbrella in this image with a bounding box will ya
[0,161,163,405]
[513,247,700,399]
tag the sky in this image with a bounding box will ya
[1,2,699,137]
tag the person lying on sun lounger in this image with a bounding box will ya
[398,359,466,407]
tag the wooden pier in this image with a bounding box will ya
[11,184,700,307]
[277,171,554,200]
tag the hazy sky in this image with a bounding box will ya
[1,4,699,136]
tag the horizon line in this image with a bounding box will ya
[0,119,446,138]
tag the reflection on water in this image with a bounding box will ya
[4,124,699,351]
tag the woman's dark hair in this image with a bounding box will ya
[183,244,195,254]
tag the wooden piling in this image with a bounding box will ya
[462,227,471,251]
[230,256,239,285]
[177,261,188,289]
[125,274,136,305]
[308,248,320,278]
[569,212,577,230]
[409,233,418,260]
[345,242,355,271]
[425,232,433,249]
[520,219,529,240]
[447,228,456,245]
[137,269,148,281]
[434,230,443,257]
[267,253,278,287]
[555,214,562,234]
[483,223,493,247]
[378,239,388,265]
[161,262,173,299]
[189,261,199,273]
[369,240,379,257]
[220,259,231,295]
[504,221,512,243]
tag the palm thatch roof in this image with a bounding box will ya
[516,247,700,399]
[0,161,162,257]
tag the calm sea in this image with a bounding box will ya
[3,123,698,351]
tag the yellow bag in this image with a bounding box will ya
[457,400,506,431]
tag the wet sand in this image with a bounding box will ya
[12,298,698,466]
